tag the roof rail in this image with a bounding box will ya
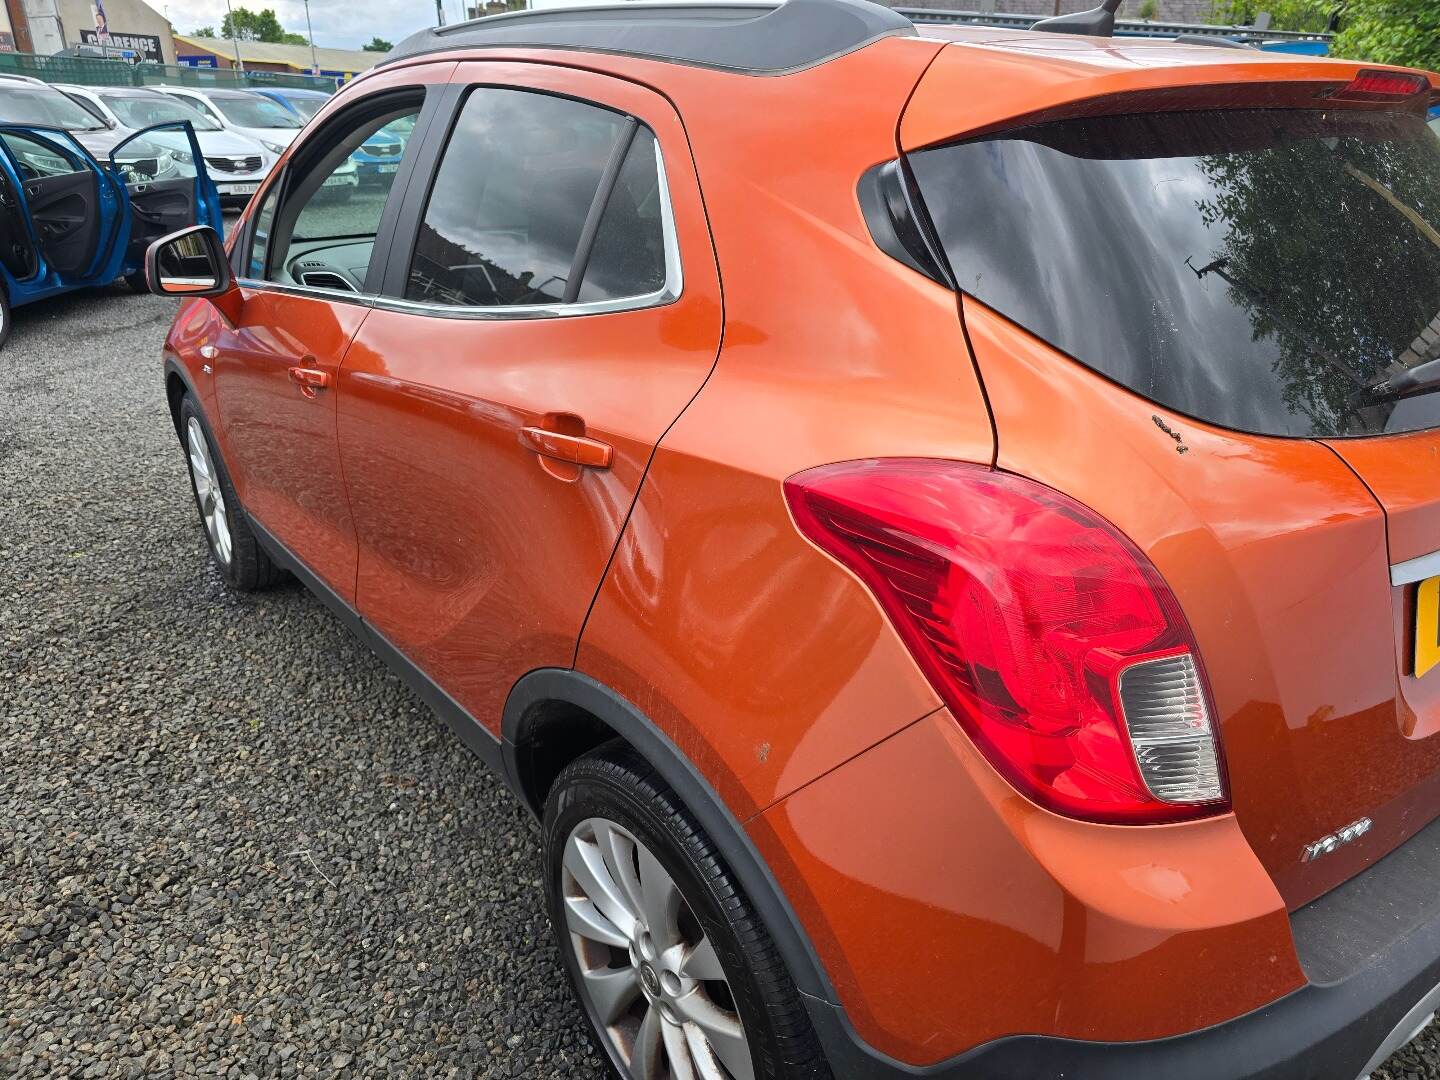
[0,74,48,88]
[380,0,916,75]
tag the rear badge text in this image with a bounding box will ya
[1302,817,1373,863]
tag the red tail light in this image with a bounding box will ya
[784,459,1228,824]
[1333,70,1430,103]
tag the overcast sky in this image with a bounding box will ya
[161,0,453,51]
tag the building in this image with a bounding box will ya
[174,35,381,83]
[1,0,177,60]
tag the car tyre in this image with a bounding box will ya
[125,270,148,293]
[543,744,831,1080]
[0,287,10,350]
[178,394,284,591]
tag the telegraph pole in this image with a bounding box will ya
[303,0,319,73]
[224,0,243,69]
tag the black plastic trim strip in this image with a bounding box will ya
[564,116,638,304]
[377,81,466,300]
[247,516,507,777]
[501,668,837,1003]
[857,159,949,286]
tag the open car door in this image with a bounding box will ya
[0,125,125,291]
[108,122,223,272]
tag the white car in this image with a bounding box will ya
[152,86,305,159]
[57,85,276,206]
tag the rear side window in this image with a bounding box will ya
[406,87,670,309]
[576,129,668,303]
[911,109,1440,438]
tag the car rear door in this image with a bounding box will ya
[107,121,222,270]
[337,61,723,733]
[0,125,124,286]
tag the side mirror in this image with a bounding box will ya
[145,225,233,298]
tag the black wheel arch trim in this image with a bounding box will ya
[163,354,200,437]
[501,668,839,1006]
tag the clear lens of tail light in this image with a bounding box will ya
[783,458,1229,824]
[1117,651,1223,804]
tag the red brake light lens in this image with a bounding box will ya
[784,459,1228,824]
[1333,70,1430,102]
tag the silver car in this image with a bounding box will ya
[57,85,275,207]
[151,85,304,157]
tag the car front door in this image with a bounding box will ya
[0,125,124,287]
[108,121,222,271]
[337,63,723,731]
[213,67,450,604]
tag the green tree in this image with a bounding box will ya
[1191,123,1440,430]
[362,36,393,51]
[1209,0,1333,31]
[192,24,217,36]
[1333,0,1440,70]
[220,7,308,45]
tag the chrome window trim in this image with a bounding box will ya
[232,278,376,307]
[1392,548,1440,587]
[379,132,683,322]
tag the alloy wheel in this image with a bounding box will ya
[186,416,233,566]
[562,817,755,1080]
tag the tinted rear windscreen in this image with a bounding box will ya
[910,109,1440,438]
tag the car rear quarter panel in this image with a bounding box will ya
[574,37,996,820]
[961,299,1440,911]
[749,708,1304,1064]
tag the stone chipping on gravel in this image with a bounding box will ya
[1,282,1438,1080]
[0,285,605,1076]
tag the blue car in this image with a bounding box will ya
[0,121,222,349]
[251,86,330,123]
[255,86,407,186]
[350,114,410,185]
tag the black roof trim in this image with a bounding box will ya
[379,0,917,75]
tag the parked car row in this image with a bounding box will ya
[0,74,398,345]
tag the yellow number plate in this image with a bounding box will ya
[1417,576,1440,679]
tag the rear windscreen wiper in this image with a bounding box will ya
[1358,357,1440,405]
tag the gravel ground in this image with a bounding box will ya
[0,283,605,1076]
[2,278,1439,1080]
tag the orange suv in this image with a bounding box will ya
[148,2,1440,1076]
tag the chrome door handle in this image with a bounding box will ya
[519,426,612,469]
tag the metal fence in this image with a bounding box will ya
[894,6,1334,41]
[0,53,336,92]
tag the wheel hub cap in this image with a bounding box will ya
[561,817,756,1080]
[186,416,232,567]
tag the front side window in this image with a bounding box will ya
[102,92,221,132]
[210,93,304,130]
[0,87,108,131]
[1,130,84,179]
[173,94,221,124]
[283,95,325,121]
[245,105,419,294]
[911,108,1440,438]
[406,87,671,309]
